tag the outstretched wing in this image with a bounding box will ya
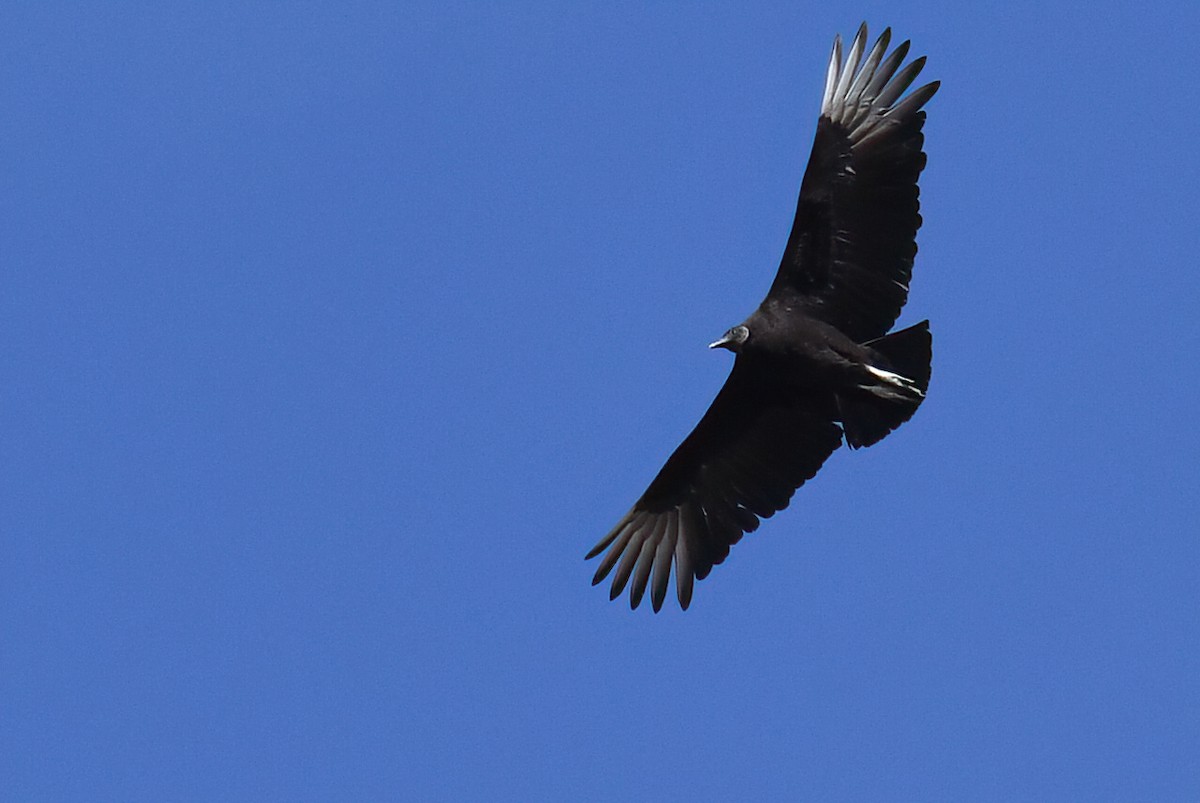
[768,24,939,342]
[585,360,843,611]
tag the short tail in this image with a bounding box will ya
[838,321,932,449]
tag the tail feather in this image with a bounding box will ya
[839,320,932,449]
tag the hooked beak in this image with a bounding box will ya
[710,325,748,352]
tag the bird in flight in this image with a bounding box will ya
[586,24,939,612]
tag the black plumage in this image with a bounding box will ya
[586,24,939,611]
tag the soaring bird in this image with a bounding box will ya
[586,24,939,612]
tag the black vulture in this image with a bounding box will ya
[586,24,939,612]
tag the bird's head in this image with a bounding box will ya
[709,325,750,352]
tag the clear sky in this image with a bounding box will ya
[4,2,1199,800]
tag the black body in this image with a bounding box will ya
[586,24,939,611]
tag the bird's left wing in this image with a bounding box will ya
[586,360,843,611]
[767,24,939,342]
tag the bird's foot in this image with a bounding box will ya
[861,365,925,399]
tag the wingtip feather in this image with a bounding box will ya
[589,518,638,585]
[649,512,678,613]
[816,26,935,148]
[674,516,694,610]
[585,512,634,560]
[821,35,843,115]
[628,516,667,610]
[608,519,649,599]
[831,24,868,118]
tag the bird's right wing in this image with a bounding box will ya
[586,360,844,611]
[766,24,938,342]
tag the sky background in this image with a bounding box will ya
[4,2,1199,800]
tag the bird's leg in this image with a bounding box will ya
[859,365,925,399]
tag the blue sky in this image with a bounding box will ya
[4,2,1199,800]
